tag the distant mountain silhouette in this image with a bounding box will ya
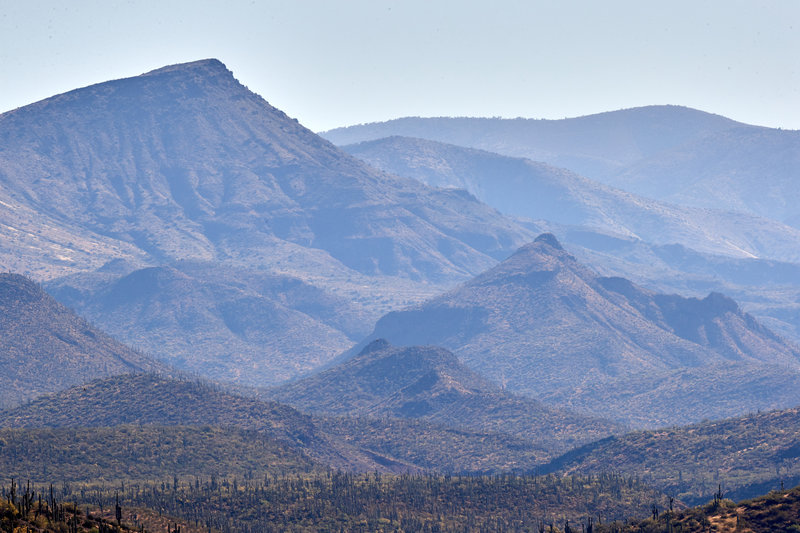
[342,135,800,263]
[322,106,741,181]
[323,108,800,228]
[268,340,622,454]
[611,126,800,227]
[360,235,800,427]
[0,273,167,407]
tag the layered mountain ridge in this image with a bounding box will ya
[45,262,372,383]
[0,58,544,382]
[361,234,800,426]
[0,372,551,474]
[341,135,800,263]
[322,109,800,228]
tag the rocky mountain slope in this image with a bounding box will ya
[0,273,167,407]
[268,339,622,454]
[339,135,800,344]
[360,234,800,426]
[0,58,546,383]
[0,59,533,284]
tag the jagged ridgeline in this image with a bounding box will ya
[361,234,800,427]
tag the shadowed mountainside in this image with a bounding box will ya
[0,373,554,473]
[0,273,168,407]
[0,425,318,483]
[45,262,372,383]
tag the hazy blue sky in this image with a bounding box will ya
[1,1,798,131]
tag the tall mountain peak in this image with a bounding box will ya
[0,59,533,287]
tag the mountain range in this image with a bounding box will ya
[44,262,372,383]
[0,372,554,474]
[322,107,800,228]
[359,234,800,426]
[1,57,800,528]
[0,58,546,382]
[341,135,800,263]
[339,134,800,344]
[0,59,533,285]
